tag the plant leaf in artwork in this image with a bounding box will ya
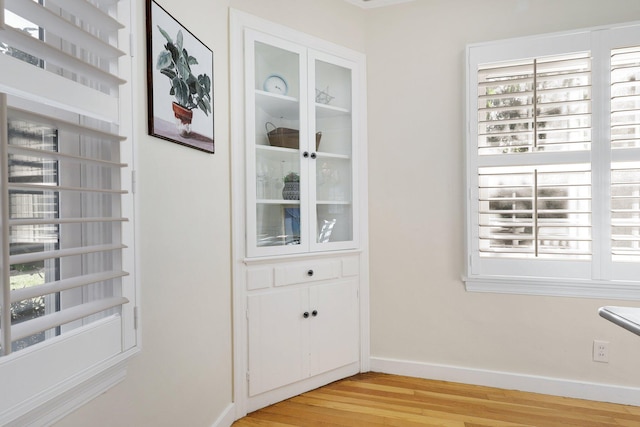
[197,98,210,116]
[166,42,180,63]
[156,50,172,69]
[157,26,172,44]
[198,74,211,94]
[186,74,199,95]
[176,56,190,81]
[181,49,192,73]
[159,68,176,80]
[172,77,189,107]
[176,30,183,53]
[188,55,199,66]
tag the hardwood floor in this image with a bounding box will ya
[232,372,640,426]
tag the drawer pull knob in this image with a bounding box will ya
[307,269,314,277]
[312,310,318,317]
[310,152,317,159]
[303,311,310,318]
[303,151,309,158]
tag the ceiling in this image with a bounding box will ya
[343,0,414,9]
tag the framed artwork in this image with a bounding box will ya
[146,0,214,153]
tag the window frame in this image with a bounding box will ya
[464,21,640,300]
[0,1,139,425]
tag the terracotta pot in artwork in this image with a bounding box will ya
[172,102,193,137]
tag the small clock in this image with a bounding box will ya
[263,74,288,95]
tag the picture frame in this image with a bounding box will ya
[146,0,214,153]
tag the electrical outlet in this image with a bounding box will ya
[593,340,609,363]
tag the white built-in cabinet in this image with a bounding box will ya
[231,10,369,415]
[247,266,359,396]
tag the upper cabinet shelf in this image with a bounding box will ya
[255,90,299,119]
[316,103,350,118]
[255,88,351,122]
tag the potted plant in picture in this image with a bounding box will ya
[282,172,300,200]
[156,26,212,137]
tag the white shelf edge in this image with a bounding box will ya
[256,89,298,103]
[316,152,350,160]
[316,200,352,205]
[256,199,301,205]
[316,103,351,118]
[256,144,350,160]
[256,144,298,153]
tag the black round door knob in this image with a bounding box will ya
[310,152,317,159]
[312,310,318,317]
[307,269,314,276]
[303,312,310,318]
[303,151,309,158]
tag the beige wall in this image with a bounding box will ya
[54,0,640,426]
[366,0,640,388]
[55,1,363,426]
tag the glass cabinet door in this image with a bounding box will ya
[245,32,359,257]
[310,53,356,250]
[247,31,309,256]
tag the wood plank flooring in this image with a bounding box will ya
[232,372,640,426]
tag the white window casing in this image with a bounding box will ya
[0,1,137,425]
[465,22,640,299]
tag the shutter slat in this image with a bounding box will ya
[0,26,125,89]
[612,220,640,226]
[45,0,124,33]
[9,182,126,195]
[9,243,126,265]
[10,217,127,227]
[7,106,124,142]
[482,221,591,228]
[612,236,640,242]
[8,145,127,168]
[11,270,128,303]
[4,0,125,59]
[0,54,119,123]
[9,297,128,342]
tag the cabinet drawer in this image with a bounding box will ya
[246,266,274,291]
[274,259,340,287]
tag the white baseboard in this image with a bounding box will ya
[211,403,235,427]
[370,356,640,406]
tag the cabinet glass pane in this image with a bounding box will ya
[256,204,301,247]
[254,41,303,248]
[315,60,353,244]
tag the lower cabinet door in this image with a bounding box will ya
[308,279,359,376]
[247,288,308,396]
[247,279,359,396]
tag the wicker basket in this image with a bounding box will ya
[266,122,321,150]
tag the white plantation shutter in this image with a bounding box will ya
[611,46,640,263]
[475,50,593,269]
[478,53,592,155]
[466,24,640,298]
[478,164,591,259]
[0,0,135,423]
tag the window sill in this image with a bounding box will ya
[463,276,640,300]
[0,316,139,426]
